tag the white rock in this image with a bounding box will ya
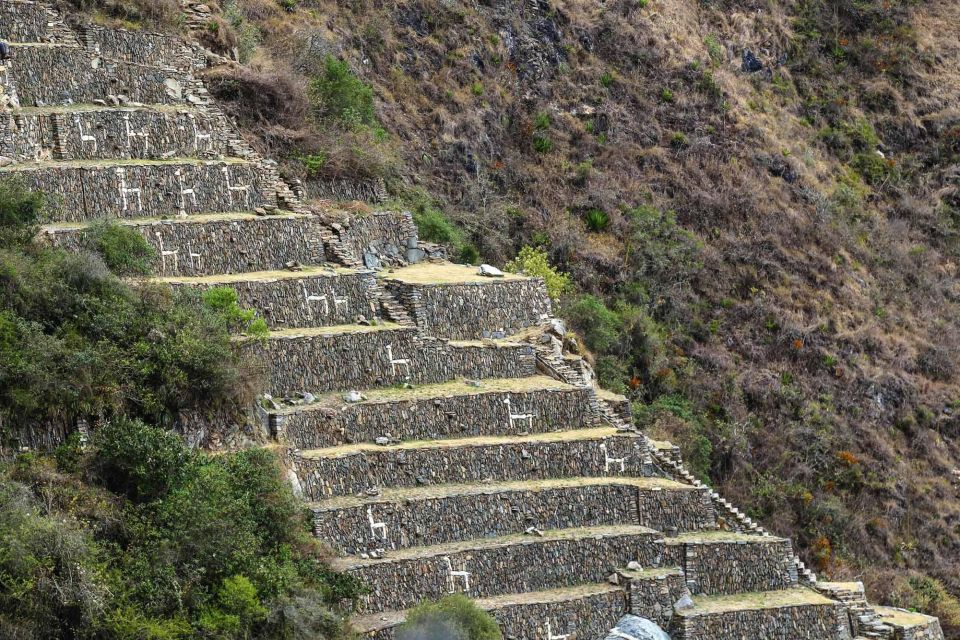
[478,264,505,277]
[0,156,14,167]
[343,390,364,403]
[627,561,643,571]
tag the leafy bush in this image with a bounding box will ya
[82,221,156,276]
[0,426,361,639]
[398,595,501,640]
[0,178,44,247]
[582,208,610,232]
[311,56,376,126]
[532,134,554,154]
[504,246,572,300]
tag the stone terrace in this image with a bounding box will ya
[1,4,941,640]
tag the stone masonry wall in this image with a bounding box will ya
[387,278,553,340]
[78,25,206,72]
[276,384,596,449]
[625,569,688,628]
[246,331,536,397]
[348,529,663,613]
[174,271,380,330]
[0,112,46,160]
[45,214,326,277]
[363,588,630,640]
[14,161,275,221]
[897,619,946,640]
[665,537,797,596]
[332,210,417,265]
[290,433,649,499]
[672,602,849,640]
[314,482,714,555]
[1,1,75,43]
[10,45,196,106]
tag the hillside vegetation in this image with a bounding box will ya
[65,0,960,635]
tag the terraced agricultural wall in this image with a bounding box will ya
[45,215,327,277]
[246,331,537,396]
[0,112,45,160]
[331,210,417,264]
[290,434,648,499]
[1,1,73,43]
[275,383,596,448]
[624,569,688,627]
[386,277,553,340]
[10,46,196,106]
[78,25,206,71]
[672,601,848,640]
[663,537,797,596]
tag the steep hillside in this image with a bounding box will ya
[53,0,960,634]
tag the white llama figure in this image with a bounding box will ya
[123,113,150,155]
[504,396,535,431]
[331,292,349,315]
[175,168,197,216]
[155,232,179,275]
[544,621,569,640]
[443,556,471,593]
[367,507,387,541]
[222,166,251,208]
[600,442,626,473]
[116,168,142,212]
[186,242,202,272]
[74,115,98,154]
[190,113,213,153]
[385,344,411,378]
[301,282,329,316]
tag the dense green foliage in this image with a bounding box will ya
[311,56,376,126]
[398,595,501,640]
[0,181,263,442]
[0,419,361,639]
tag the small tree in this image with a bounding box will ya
[505,246,572,301]
[398,595,501,640]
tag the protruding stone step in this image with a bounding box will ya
[312,477,715,555]
[618,566,688,629]
[872,607,942,639]
[332,524,663,614]
[4,104,230,162]
[352,583,630,640]
[159,267,381,330]
[270,375,597,448]
[382,262,552,340]
[288,427,650,499]
[662,532,798,596]
[670,588,850,640]
[8,44,200,106]
[4,158,276,221]
[43,212,325,277]
[245,329,537,397]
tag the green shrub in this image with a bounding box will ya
[851,151,893,185]
[399,595,502,640]
[504,246,572,300]
[704,34,723,65]
[82,221,156,276]
[583,208,610,232]
[600,71,614,88]
[311,56,376,126]
[670,132,689,150]
[202,286,269,337]
[532,134,554,154]
[533,112,551,130]
[564,294,624,354]
[0,178,44,247]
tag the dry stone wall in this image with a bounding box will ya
[275,384,596,449]
[290,433,649,499]
[78,25,206,72]
[314,482,714,555]
[330,210,417,265]
[1,1,74,43]
[897,618,946,640]
[0,112,46,160]
[386,277,553,340]
[14,160,275,221]
[10,45,197,106]
[46,214,326,277]
[624,569,688,628]
[246,331,536,397]
[347,529,663,613]
[672,601,850,640]
[175,271,380,330]
[664,537,797,596]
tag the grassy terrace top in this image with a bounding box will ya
[875,607,940,628]
[331,523,659,570]
[350,582,623,632]
[13,103,200,116]
[618,566,684,580]
[665,530,786,544]
[262,322,408,339]
[275,375,575,414]
[0,157,247,171]
[314,475,699,510]
[298,425,631,458]
[382,262,527,285]
[155,266,360,285]
[677,588,836,616]
[40,211,311,231]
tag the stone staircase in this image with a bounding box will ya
[0,4,945,640]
